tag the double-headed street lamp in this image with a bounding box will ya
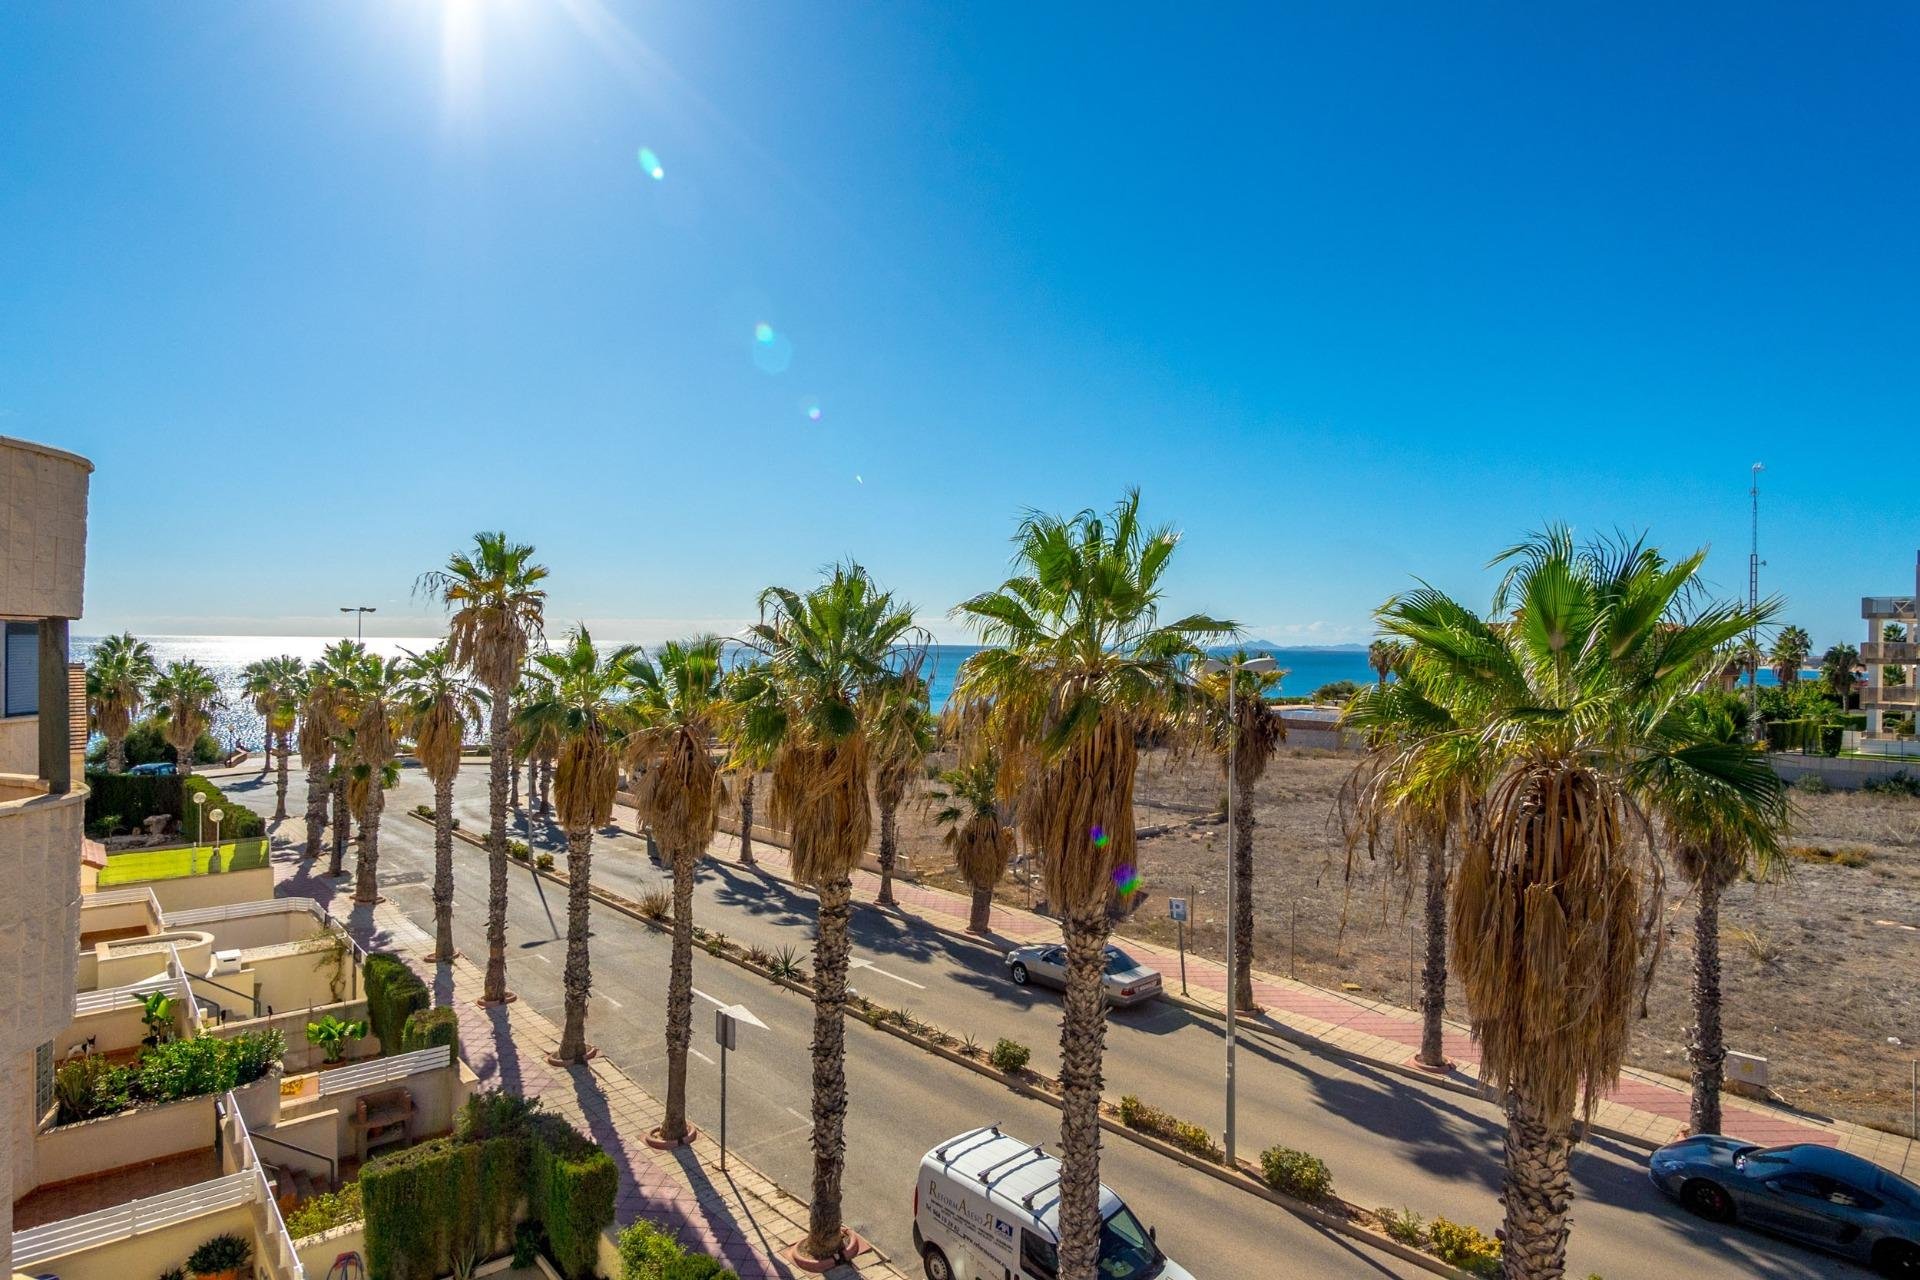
[340,605,376,641]
[1197,652,1279,1166]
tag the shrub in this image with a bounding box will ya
[136,1035,233,1102]
[618,1219,685,1280]
[363,952,430,1057]
[1428,1217,1501,1275]
[401,1006,461,1058]
[458,1088,541,1140]
[1115,1095,1221,1162]
[508,839,532,861]
[637,889,671,919]
[87,717,221,768]
[529,1113,618,1278]
[1794,773,1831,794]
[989,1038,1031,1073]
[1864,771,1920,797]
[306,1014,370,1065]
[1311,680,1361,704]
[1258,1145,1333,1203]
[285,1181,364,1238]
[663,1257,737,1280]
[54,1053,128,1123]
[1374,1206,1426,1246]
[224,1029,286,1085]
[181,775,265,839]
[513,1220,543,1268]
[766,944,804,980]
[185,1231,251,1274]
[535,852,556,872]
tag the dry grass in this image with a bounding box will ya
[889,746,1920,1137]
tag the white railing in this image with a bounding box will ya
[166,896,326,929]
[218,1092,307,1280]
[73,942,194,1019]
[317,1043,451,1096]
[9,1171,256,1269]
[84,884,164,913]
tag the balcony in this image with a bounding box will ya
[1862,596,1917,620]
[1860,684,1919,707]
[1861,641,1920,663]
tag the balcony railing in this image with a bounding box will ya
[218,1091,307,1280]
[1861,684,1919,707]
[1861,642,1920,664]
[1862,596,1917,619]
[316,1042,450,1096]
[8,1171,258,1270]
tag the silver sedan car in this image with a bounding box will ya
[1005,943,1164,1007]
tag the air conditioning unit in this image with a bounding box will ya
[210,948,244,977]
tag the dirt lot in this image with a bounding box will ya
[881,747,1920,1137]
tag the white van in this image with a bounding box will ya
[913,1126,1197,1280]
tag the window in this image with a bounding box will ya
[1828,1181,1881,1211]
[3,622,37,717]
[1020,1229,1058,1280]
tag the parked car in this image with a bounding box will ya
[1650,1136,1920,1277]
[1005,943,1163,1007]
[915,1125,1194,1280]
[126,761,178,777]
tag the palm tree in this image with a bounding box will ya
[1884,622,1908,685]
[1356,528,1776,1278]
[1196,652,1288,1009]
[869,673,934,907]
[404,645,485,963]
[341,654,405,907]
[1656,694,1787,1137]
[1822,643,1861,708]
[952,492,1231,1280]
[744,564,926,1264]
[515,627,635,1063]
[265,656,304,821]
[149,661,221,778]
[420,532,549,1006]
[85,632,157,774]
[242,659,277,775]
[309,641,368,876]
[1367,638,1407,686]
[627,636,731,1140]
[722,657,774,867]
[928,754,1015,934]
[1769,624,1811,685]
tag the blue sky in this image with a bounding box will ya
[3,3,1915,648]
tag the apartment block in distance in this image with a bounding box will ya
[1859,552,1920,739]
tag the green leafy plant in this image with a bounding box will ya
[989,1038,1031,1073]
[1794,774,1831,794]
[534,852,556,871]
[1375,1206,1426,1246]
[618,1218,685,1280]
[185,1231,251,1274]
[284,1181,364,1237]
[401,1005,461,1057]
[1115,1095,1222,1162]
[223,1028,286,1085]
[508,838,532,861]
[306,1014,370,1065]
[513,1219,544,1268]
[306,928,353,1002]
[139,990,177,1048]
[1428,1217,1501,1275]
[1258,1145,1333,1203]
[744,945,772,968]
[767,945,805,981]
[1864,771,1920,797]
[959,1031,980,1058]
[362,951,430,1057]
[662,1257,737,1280]
[54,1052,128,1123]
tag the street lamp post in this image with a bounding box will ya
[1198,651,1278,1168]
[340,606,376,641]
[192,790,207,848]
[209,808,224,871]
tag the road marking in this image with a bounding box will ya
[849,956,925,989]
[690,1048,714,1065]
[535,953,551,964]
[601,994,623,1008]
[786,1106,806,1122]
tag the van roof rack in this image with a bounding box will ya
[1020,1170,1064,1211]
[935,1124,1001,1165]
[975,1142,1045,1184]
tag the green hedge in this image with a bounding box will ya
[401,1006,461,1058]
[83,771,183,833]
[181,775,264,839]
[85,717,222,768]
[364,953,430,1058]
[363,1093,614,1280]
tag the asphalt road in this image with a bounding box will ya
[218,762,1867,1280]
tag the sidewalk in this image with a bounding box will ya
[272,857,910,1280]
[714,826,1917,1177]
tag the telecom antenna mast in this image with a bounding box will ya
[1749,463,1764,703]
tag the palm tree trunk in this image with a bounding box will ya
[1057,907,1112,1280]
[555,828,595,1061]
[1499,1092,1574,1280]
[353,781,385,905]
[876,801,898,906]
[804,875,853,1260]
[662,842,696,1140]
[1688,877,1726,1136]
[176,735,195,778]
[303,757,328,858]
[968,884,993,933]
[1418,832,1449,1069]
[107,734,127,775]
[1231,772,1255,1009]
[272,733,290,821]
[539,758,553,817]
[431,771,456,962]
[329,776,349,876]
[738,775,756,866]
[484,695,512,1005]
[509,748,521,809]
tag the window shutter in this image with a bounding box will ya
[3,623,38,717]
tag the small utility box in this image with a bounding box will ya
[1725,1050,1771,1099]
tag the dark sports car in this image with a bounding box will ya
[1649,1136,1920,1277]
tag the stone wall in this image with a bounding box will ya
[0,435,92,621]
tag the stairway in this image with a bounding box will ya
[264,1160,325,1213]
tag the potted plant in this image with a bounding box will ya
[139,990,177,1049]
[305,1013,370,1066]
[185,1231,251,1280]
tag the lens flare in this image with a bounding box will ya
[1091,824,1110,849]
[1113,864,1142,895]
[754,322,775,344]
[806,402,823,422]
[751,324,793,374]
[637,147,665,180]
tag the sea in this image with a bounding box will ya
[74,635,1800,754]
